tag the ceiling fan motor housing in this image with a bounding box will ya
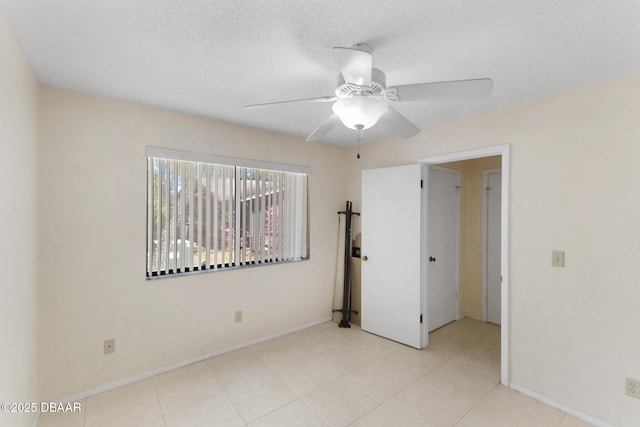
[335,68,387,98]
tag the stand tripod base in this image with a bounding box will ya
[333,309,359,328]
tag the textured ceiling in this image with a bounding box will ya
[1,1,639,146]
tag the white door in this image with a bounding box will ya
[427,166,460,331]
[361,164,423,348]
[485,170,502,324]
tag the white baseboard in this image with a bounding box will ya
[509,382,612,427]
[463,313,483,321]
[51,317,332,406]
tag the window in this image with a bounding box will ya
[146,147,309,278]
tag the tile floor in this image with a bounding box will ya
[38,318,594,427]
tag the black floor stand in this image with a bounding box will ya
[333,201,360,328]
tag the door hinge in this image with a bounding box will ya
[420,179,424,188]
[420,314,423,323]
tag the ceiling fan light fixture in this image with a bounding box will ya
[332,97,388,130]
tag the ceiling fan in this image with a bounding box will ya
[245,43,493,145]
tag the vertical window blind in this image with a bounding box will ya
[146,148,309,278]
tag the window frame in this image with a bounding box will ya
[145,146,311,279]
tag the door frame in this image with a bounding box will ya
[419,144,510,386]
[427,165,461,330]
[482,168,502,323]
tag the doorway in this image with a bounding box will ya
[359,145,510,384]
[420,144,510,386]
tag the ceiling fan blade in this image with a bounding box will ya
[306,114,340,142]
[378,107,420,139]
[245,96,336,110]
[333,46,372,86]
[391,78,493,101]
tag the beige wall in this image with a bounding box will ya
[345,75,640,426]
[37,88,347,400]
[440,157,502,319]
[0,12,40,427]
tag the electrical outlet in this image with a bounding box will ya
[235,310,243,323]
[104,338,115,355]
[626,377,640,399]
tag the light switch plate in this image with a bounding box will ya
[552,250,565,267]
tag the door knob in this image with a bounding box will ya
[362,255,368,261]
[429,256,436,262]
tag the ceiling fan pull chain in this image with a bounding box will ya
[356,125,364,159]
